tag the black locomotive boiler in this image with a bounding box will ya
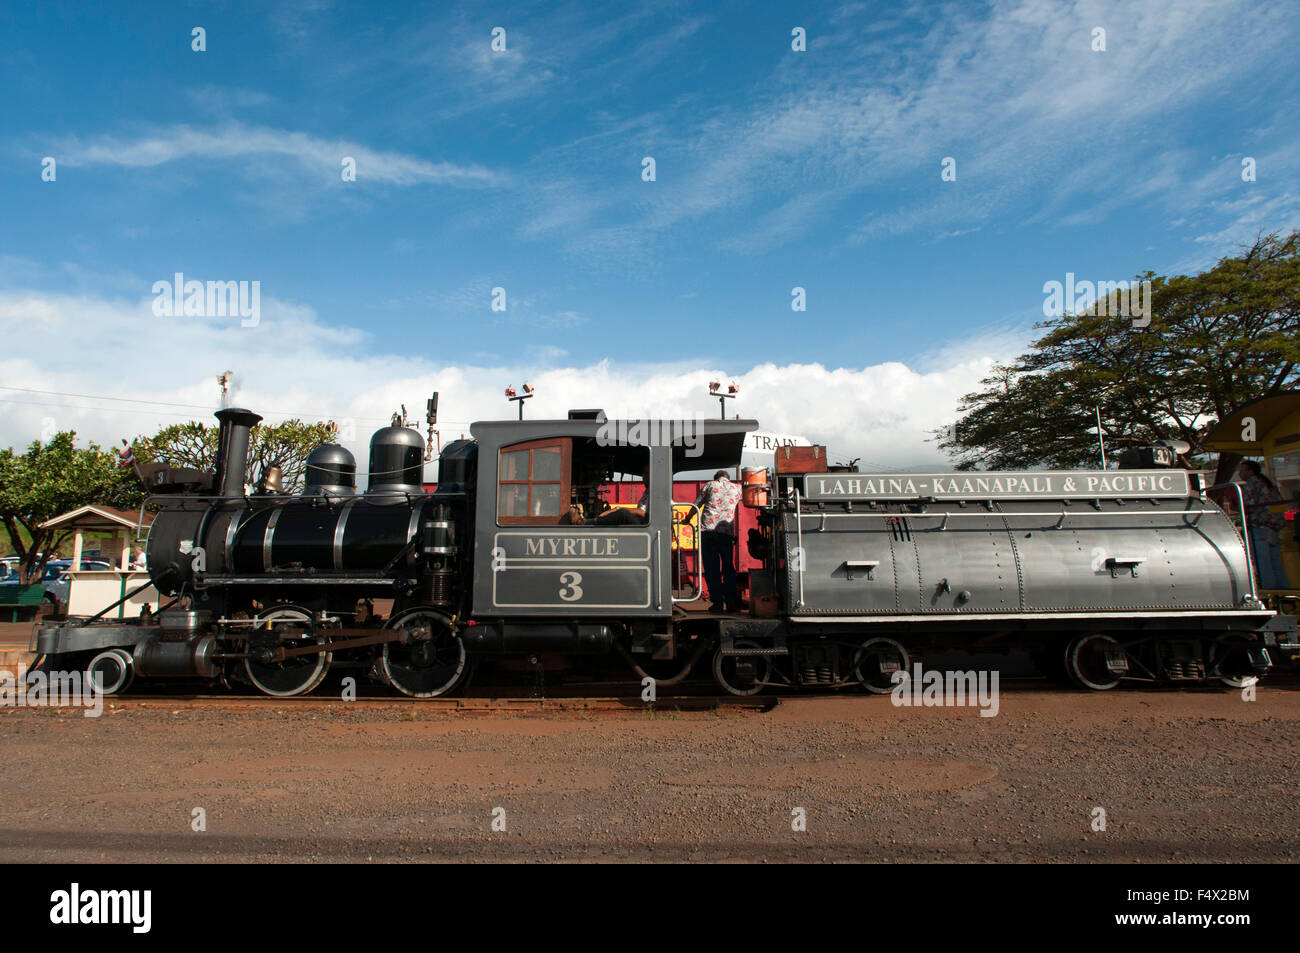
[34,405,1292,697]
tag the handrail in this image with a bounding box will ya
[136,488,430,544]
[786,508,1222,520]
[671,503,702,603]
[654,530,662,611]
[1206,481,1257,604]
[795,488,805,608]
[142,489,426,508]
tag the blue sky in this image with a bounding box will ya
[1,0,1298,468]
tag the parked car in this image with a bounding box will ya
[0,558,110,608]
[1,555,55,583]
[33,559,113,609]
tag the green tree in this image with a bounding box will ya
[938,231,1300,478]
[0,433,140,583]
[135,418,336,492]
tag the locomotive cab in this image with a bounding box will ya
[463,413,756,623]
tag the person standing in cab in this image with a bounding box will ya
[1239,459,1290,590]
[688,470,742,611]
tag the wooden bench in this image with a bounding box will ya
[0,584,45,622]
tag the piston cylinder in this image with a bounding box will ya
[133,635,220,678]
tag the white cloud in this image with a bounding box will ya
[55,123,504,188]
[0,290,1019,473]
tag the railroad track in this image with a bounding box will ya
[94,692,779,713]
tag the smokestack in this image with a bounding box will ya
[214,407,262,497]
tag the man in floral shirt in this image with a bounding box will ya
[691,470,742,611]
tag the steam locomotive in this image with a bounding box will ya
[34,402,1292,697]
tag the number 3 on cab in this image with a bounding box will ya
[558,571,583,601]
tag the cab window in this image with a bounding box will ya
[498,439,570,524]
[496,436,652,526]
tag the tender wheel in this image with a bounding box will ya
[380,609,467,698]
[1210,634,1263,689]
[712,639,771,696]
[244,606,332,697]
[1064,633,1123,691]
[87,648,134,696]
[852,637,911,694]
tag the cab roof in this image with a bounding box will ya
[469,416,760,472]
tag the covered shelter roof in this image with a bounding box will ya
[1202,390,1300,456]
[39,505,155,534]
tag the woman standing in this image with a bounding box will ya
[1239,460,1290,590]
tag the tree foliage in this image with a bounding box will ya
[0,417,336,582]
[937,231,1300,474]
[134,418,335,493]
[0,433,140,583]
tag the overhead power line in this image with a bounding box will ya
[0,385,391,422]
[0,397,210,420]
[0,390,478,430]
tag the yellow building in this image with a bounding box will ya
[1203,390,1300,593]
